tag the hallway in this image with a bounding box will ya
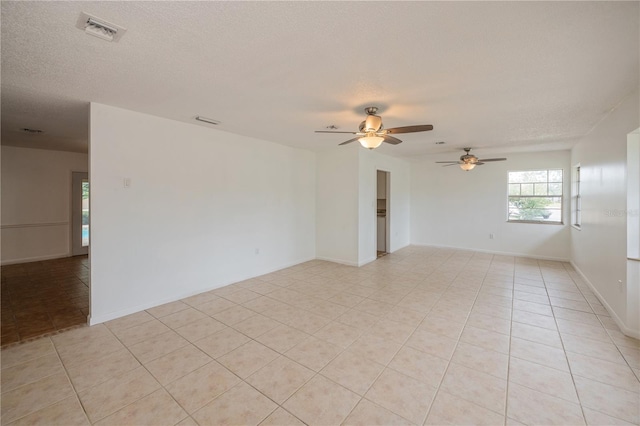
[1,256,89,346]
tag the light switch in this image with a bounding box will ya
[123,178,131,188]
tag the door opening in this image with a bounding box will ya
[376,170,390,258]
[72,172,89,256]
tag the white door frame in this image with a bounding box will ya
[71,171,89,256]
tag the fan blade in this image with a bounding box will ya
[382,135,403,145]
[475,162,485,165]
[443,163,459,167]
[385,124,433,134]
[435,161,461,164]
[338,137,361,146]
[315,130,358,134]
[477,158,507,162]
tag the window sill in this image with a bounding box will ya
[507,220,564,225]
[572,225,582,231]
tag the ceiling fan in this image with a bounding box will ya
[436,148,507,171]
[315,107,433,149]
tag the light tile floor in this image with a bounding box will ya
[2,246,639,425]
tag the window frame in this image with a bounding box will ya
[507,169,564,225]
[572,164,582,230]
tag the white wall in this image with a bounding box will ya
[411,150,571,260]
[1,146,88,264]
[358,149,411,265]
[315,146,360,265]
[570,89,639,337]
[89,103,316,324]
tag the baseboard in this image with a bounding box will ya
[358,256,377,267]
[1,253,71,266]
[410,242,570,262]
[315,256,360,267]
[89,254,316,325]
[570,261,640,339]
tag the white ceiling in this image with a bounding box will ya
[1,1,638,158]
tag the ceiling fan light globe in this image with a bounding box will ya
[358,135,384,149]
[460,163,476,171]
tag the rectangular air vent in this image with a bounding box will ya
[76,12,126,42]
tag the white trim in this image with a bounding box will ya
[570,260,640,339]
[410,242,570,262]
[358,256,377,267]
[89,255,316,325]
[0,222,68,229]
[1,253,72,266]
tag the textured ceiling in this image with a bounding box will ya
[1,1,638,157]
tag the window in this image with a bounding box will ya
[508,169,563,224]
[572,165,581,229]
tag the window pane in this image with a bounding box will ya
[534,183,548,196]
[509,184,521,196]
[521,184,534,195]
[549,169,563,182]
[549,183,562,195]
[508,171,527,183]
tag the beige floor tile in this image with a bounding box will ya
[128,330,190,364]
[440,362,506,415]
[1,352,64,393]
[243,295,289,313]
[146,300,190,319]
[574,376,639,424]
[336,309,380,330]
[220,288,261,304]
[607,330,640,350]
[314,321,362,348]
[552,306,600,326]
[365,368,435,425]
[158,307,209,329]
[104,311,155,333]
[285,311,332,334]
[78,367,160,423]
[353,298,394,316]
[347,334,403,365]
[507,382,585,425]
[145,345,212,385]
[472,302,513,320]
[111,319,171,347]
[284,336,343,371]
[425,390,505,425]
[459,325,511,354]
[165,360,240,414]
[388,346,448,388]
[557,318,611,343]
[259,407,306,426]
[173,317,226,342]
[550,297,593,313]
[283,375,361,426]
[328,292,366,308]
[307,300,348,319]
[567,351,640,393]
[247,356,314,403]
[7,396,89,426]
[343,398,413,426]
[192,296,236,315]
[405,329,457,361]
[510,336,569,371]
[513,299,554,316]
[175,416,198,426]
[509,357,578,402]
[231,313,280,338]
[582,407,636,426]
[218,340,280,378]
[192,382,277,425]
[451,342,508,379]
[512,308,558,330]
[1,337,56,369]
[193,327,250,359]
[466,312,511,335]
[66,347,140,392]
[1,372,75,424]
[320,350,385,395]
[383,306,426,327]
[511,321,563,348]
[255,324,310,353]
[418,315,466,339]
[56,333,125,366]
[365,319,416,345]
[213,305,258,325]
[562,333,628,365]
[94,389,187,426]
[619,345,640,370]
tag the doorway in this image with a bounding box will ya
[376,170,390,258]
[72,172,89,256]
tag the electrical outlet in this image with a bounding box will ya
[123,177,131,188]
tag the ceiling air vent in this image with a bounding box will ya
[76,12,126,42]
